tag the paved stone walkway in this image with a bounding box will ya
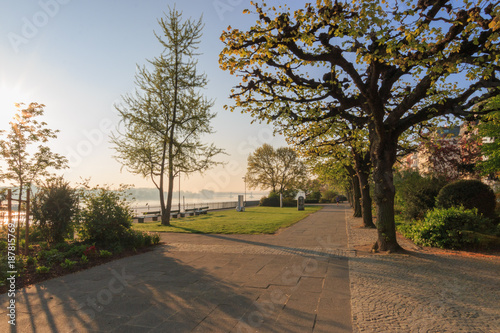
[2,203,499,332]
[346,209,500,333]
[0,205,352,332]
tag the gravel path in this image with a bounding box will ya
[345,208,500,333]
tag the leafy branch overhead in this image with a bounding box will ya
[220,0,500,252]
[220,0,500,134]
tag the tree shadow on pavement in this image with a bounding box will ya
[0,250,259,332]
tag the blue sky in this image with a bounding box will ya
[0,0,288,192]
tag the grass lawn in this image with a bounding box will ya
[131,205,323,234]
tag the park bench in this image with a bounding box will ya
[143,211,161,221]
[184,208,198,217]
[133,216,145,223]
[135,210,180,221]
[198,206,209,215]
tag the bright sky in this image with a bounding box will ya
[0,0,289,192]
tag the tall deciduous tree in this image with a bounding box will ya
[290,116,375,227]
[112,8,224,225]
[220,0,500,252]
[246,144,307,195]
[0,103,67,251]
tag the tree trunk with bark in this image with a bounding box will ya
[370,134,402,252]
[346,166,362,217]
[354,152,375,228]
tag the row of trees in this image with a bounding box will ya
[220,0,500,252]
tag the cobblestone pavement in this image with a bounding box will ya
[345,209,500,333]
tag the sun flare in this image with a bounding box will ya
[0,82,34,129]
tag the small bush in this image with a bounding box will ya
[395,172,447,220]
[26,256,37,266]
[60,259,77,270]
[152,233,161,245]
[53,242,72,253]
[260,192,296,207]
[121,230,157,250]
[36,266,50,274]
[65,244,89,258]
[83,245,98,258]
[404,206,494,249]
[436,179,496,217]
[37,249,64,266]
[31,177,78,244]
[80,255,89,264]
[99,250,112,258]
[78,186,133,247]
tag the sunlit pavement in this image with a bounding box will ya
[0,204,352,332]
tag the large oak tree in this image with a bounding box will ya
[220,0,500,252]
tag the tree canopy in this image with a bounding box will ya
[220,0,500,251]
[0,103,68,189]
[246,143,307,195]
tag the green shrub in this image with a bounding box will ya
[80,255,89,264]
[28,224,46,242]
[78,186,133,247]
[31,178,78,244]
[0,240,7,252]
[36,266,50,274]
[60,259,77,270]
[394,171,447,221]
[99,250,113,258]
[404,206,494,249]
[260,192,296,207]
[53,242,72,253]
[26,256,37,266]
[436,179,496,217]
[65,244,89,258]
[121,230,157,250]
[37,249,64,266]
[152,233,161,245]
[108,243,124,255]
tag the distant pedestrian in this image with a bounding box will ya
[336,196,339,205]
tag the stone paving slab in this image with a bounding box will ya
[0,204,352,332]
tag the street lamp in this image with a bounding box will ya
[242,176,246,207]
[178,172,181,212]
